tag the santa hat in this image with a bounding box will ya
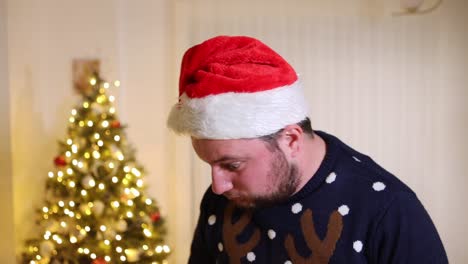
[167,35,309,139]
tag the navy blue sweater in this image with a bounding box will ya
[188,131,448,263]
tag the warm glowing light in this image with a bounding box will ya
[127,200,134,206]
[103,82,110,89]
[114,80,121,87]
[126,211,133,218]
[79,120,85,127]
[116,247,123,253]
[84,152,91,159]
[109,95,115,102]
[116,234,122,241]
[137,179,144,187]
[42,207,49,213]
[97,140,104,147]
[155,246,163,253]
[131,168,141,177]
[123,166,131,173]
[112,176,118,183]
[110,107,116,114]
[60,221,67,228]
[100,225,107,232]
[96,95,106,104]
[69,181,76,188]
[117,152,124,161]
[88,179,96,187]
[78,161,84,168]
[163,245,170,253]
[83,102,90,108]
[69,201,75,207]
[72,159,78,166]
[98,183,105,190]
[71,144,78,153]
[85,226,91,232]
[114,135,120,141]
[104,239,110,245]
[108,162,115,169]
[57,171,64,177]
[94,133,100,139]
[145,199,152,205]
[67,139,73,145]
[112,201,120,208]
[58,201,65,207]
[93,151,101,159]
[142,245,149,250]
[120,256,126,261]
[105,256,111,262]
[143,229,152,237]
[67,168,73,175]
[69,117,75,123]
[78,248,84,254]
[48,172,54,178]
[131,188,140,197]
[90,253,97,259]
[71,109,77,115]
[81,190,87,196]
[87,120,94,127]
[84,248,90,254]
[70,236,78,243]
[90,78,97,85]
[102,120,109,128]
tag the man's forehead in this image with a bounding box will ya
[191,137,266,159]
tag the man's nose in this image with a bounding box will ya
[211,169,233,195]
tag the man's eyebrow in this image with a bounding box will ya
[211,156,243,164]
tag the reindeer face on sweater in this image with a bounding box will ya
[192,137,300,208]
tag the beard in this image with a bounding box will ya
[233,148,300,209]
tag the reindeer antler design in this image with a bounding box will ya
[285,209,343,264]
[223,202,261,264]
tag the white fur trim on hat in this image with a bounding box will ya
[167,80,309,139]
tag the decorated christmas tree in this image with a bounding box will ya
[21,73,170,264]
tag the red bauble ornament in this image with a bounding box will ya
[150,212,161,222]
[92,258,107,264]
[54,156,67,167]
[110,120,121,128]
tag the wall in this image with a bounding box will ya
[0,0,16,262]
[5,0,468,263]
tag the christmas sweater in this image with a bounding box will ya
[188,131,448,264]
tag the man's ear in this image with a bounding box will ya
[278,124,303,158]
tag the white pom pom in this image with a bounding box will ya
[372,182,386,191]
[291,203,303,214]
[353,240,363,252]
[326,172,337,183]
[246,252,256,262]
[208,215,216,225]
[338,205,350,216]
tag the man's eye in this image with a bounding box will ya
[223,162,241,171]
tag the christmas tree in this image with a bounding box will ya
[21,73,170,264]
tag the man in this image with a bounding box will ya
[167,36,448,263]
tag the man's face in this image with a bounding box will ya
[192,137,300,209]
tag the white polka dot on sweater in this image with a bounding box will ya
[285,261,292,264]
[218,242,223,252]
[353,156,361,162]
[291,203,303,214]
[326,172,337,184]
[247,252,256,262]
[208,215,216,225]
[338,205,350,216]
[267,229,276,240]
[353,240,363,252]
[372,182,386,191]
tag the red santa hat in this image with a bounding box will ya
[167,35,309,139]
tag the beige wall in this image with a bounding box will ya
[0,0,16,262]
[4,0,468,263]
